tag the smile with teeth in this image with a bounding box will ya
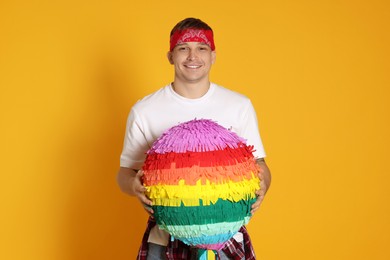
[184,64,202,69]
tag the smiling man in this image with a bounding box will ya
[167,28,216,98]
[117,18,271,259]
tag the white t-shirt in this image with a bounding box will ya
[120,82,266,245]
[120,82,265,169]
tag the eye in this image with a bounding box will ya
[177,46,188,51]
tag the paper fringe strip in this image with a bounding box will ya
[146,177,259,206]
[147,119,247,154]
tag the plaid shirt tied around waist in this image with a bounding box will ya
[137,217,256,260]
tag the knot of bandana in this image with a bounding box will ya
[170,28,215,51]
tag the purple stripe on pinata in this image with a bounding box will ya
[148,119,247,154]
[197,243,226,251]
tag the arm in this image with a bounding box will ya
[257,158,271,193]
[251,158,271,214]
[117,167,154,214]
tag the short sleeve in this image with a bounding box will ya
[120,108,150,169]
[239,100,266,159]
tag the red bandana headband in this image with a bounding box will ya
[170,28,215,51]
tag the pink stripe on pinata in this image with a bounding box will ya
[197,242,226,251]
[148,119,246,154]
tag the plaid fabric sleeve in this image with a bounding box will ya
[220,226,256,260]
[242,226,257,259]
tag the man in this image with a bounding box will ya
[117,17,271,259]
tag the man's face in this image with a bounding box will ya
[167,42,216,84]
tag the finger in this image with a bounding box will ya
[142,205,155,218]
[143,204,154,214]
[251,198,262,209]
[251,195,264,209]
[137,193,153,206]
[251,207,259,215]
[258,195,264,204]
[136,170,144,177]
[144,210,155,219]
[255,189,265,196]
[135,184,147,193]
[131,185,146,196]
[251,202,261,214]
[251,200,263,213]
[251,202,260,210]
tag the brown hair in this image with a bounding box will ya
[170,18,213,37]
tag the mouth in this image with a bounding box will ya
[184,64,202,69]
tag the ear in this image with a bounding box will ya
[167,51,174,64]
[211,50,216,64]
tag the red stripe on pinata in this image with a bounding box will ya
[143,145,256,171]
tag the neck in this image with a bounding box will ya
[172,80,211,99]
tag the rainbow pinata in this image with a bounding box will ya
[142,119,261,250]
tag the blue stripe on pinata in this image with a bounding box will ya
[175,231,238,246]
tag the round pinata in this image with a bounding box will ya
[142,119,261,251]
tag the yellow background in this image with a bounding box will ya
[1,0,389,259]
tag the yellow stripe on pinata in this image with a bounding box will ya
[145,173,260,207]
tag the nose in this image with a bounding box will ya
[187,49,197,61]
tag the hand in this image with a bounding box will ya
[251,172,267,215]
[129,170,154,217]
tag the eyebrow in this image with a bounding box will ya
[174,42,211,50]
[178,42,208,46]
